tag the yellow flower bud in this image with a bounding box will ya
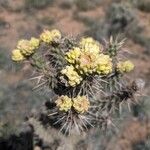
[65,47,81,64]
[117,60,134,73]
[80,37,102,54]
[76,51,98,74]
[29,37,40,49]
[96,54,112,75]
[40,30,52,43]
[11,49,25,62]
[17,39,35,56]
[73,96,90,113]
[55,95,72,112]
[61,65,82,87]
[50,29,61,41]
[40,29,61,44]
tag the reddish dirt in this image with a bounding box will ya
[106,118,150,150]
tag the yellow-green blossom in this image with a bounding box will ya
[96,54,112,75]
[50,29,61,41]
[73,96,90,113]
[29,37,40,49]
[40,29,61,44]
[117,60,134,73]
[65,47,81,64]
[61,65,82,87]
[55,95,72,112]
[17,39,35,56]
[11,49,25,62]
[76,51,98,74]
[79,37,102,54]
[40,30,52,43]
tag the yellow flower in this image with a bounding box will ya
[76,51,98,74]
[79,37,102,54]
[40,29,61,44]
[40,30,52,43]
[17,39,35,56]
[73,96,90,113]
[65,47,81,64]
[117,60,134,73]
[11,49,25,62]
[55,95,72,112]
[61,65,82,87]
[50,29,61,41]
[29,37,40,49]
[96,54,112,75]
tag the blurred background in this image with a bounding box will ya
[0,0,150,149]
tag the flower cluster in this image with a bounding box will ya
[11,29,62,62]
[11,37,40,62]
[65,38,102,71]
[40,29,61,44]
[61,65,82,87]
[18,38,40,56]
[76,50,99,74]
[117,60,134,73]
[55,95,90,113]
[63,37,113,86]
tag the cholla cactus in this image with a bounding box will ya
[11,29,142,135]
